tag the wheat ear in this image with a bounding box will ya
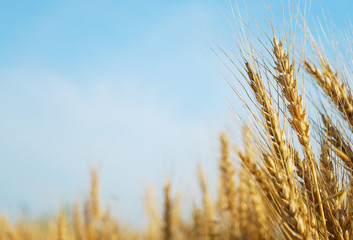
[90,169,100,220]
[245,62,294,186]
[218,133,238,239]
[305,61,353,130]
[58,210,67,240]
[198,166,215,240]
[321,114,353,170]
[273,36,328,238]
[163,181,173,240]
[73,203,83,240]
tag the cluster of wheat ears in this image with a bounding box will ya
[1,3,353,240]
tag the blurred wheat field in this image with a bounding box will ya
[2,2,353,240]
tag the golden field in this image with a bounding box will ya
[1,3,353,240]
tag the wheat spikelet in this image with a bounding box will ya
[244,62,293,182]
[163,181,173,240]
[145,186,161,240]
[111,221,119,240]
[100,207,119,240]
[238,169,251,239]
[198,166,216,240]
[235,126,311,238]
[73,203,83,240]
[273,36,328,238]
[58,210,67,240]
[218,133,238,239]
[321,114,353,171]
[219,133,236,214]
[0,216,20,240]
[7,225,19,240]
[319,137,338,196]
[248,175,272,240]
[305,61,353,130]
[317,137,346,239]
[234,125,270,196]
[0,217,7,240]
[91,169,100,220]
[191,206,202,239]
[84,200,94,240]
[264,153,312,239]
[240,126,312,238]
[243,64,304,223]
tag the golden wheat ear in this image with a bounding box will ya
[144,186,162,240]
[163,181,173,240]
[191,205,202,239]
[272,36,329,239]
[73,203,83,240]
[321,114,353,169]
[90,168,100,220]
[217,133,239,239]
[0,216,20,240]
[58,210,67,240]
[305,61,353,131]
[317,135,347,239]
[197,165,216,240]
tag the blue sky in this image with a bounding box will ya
[0,0,352,225]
